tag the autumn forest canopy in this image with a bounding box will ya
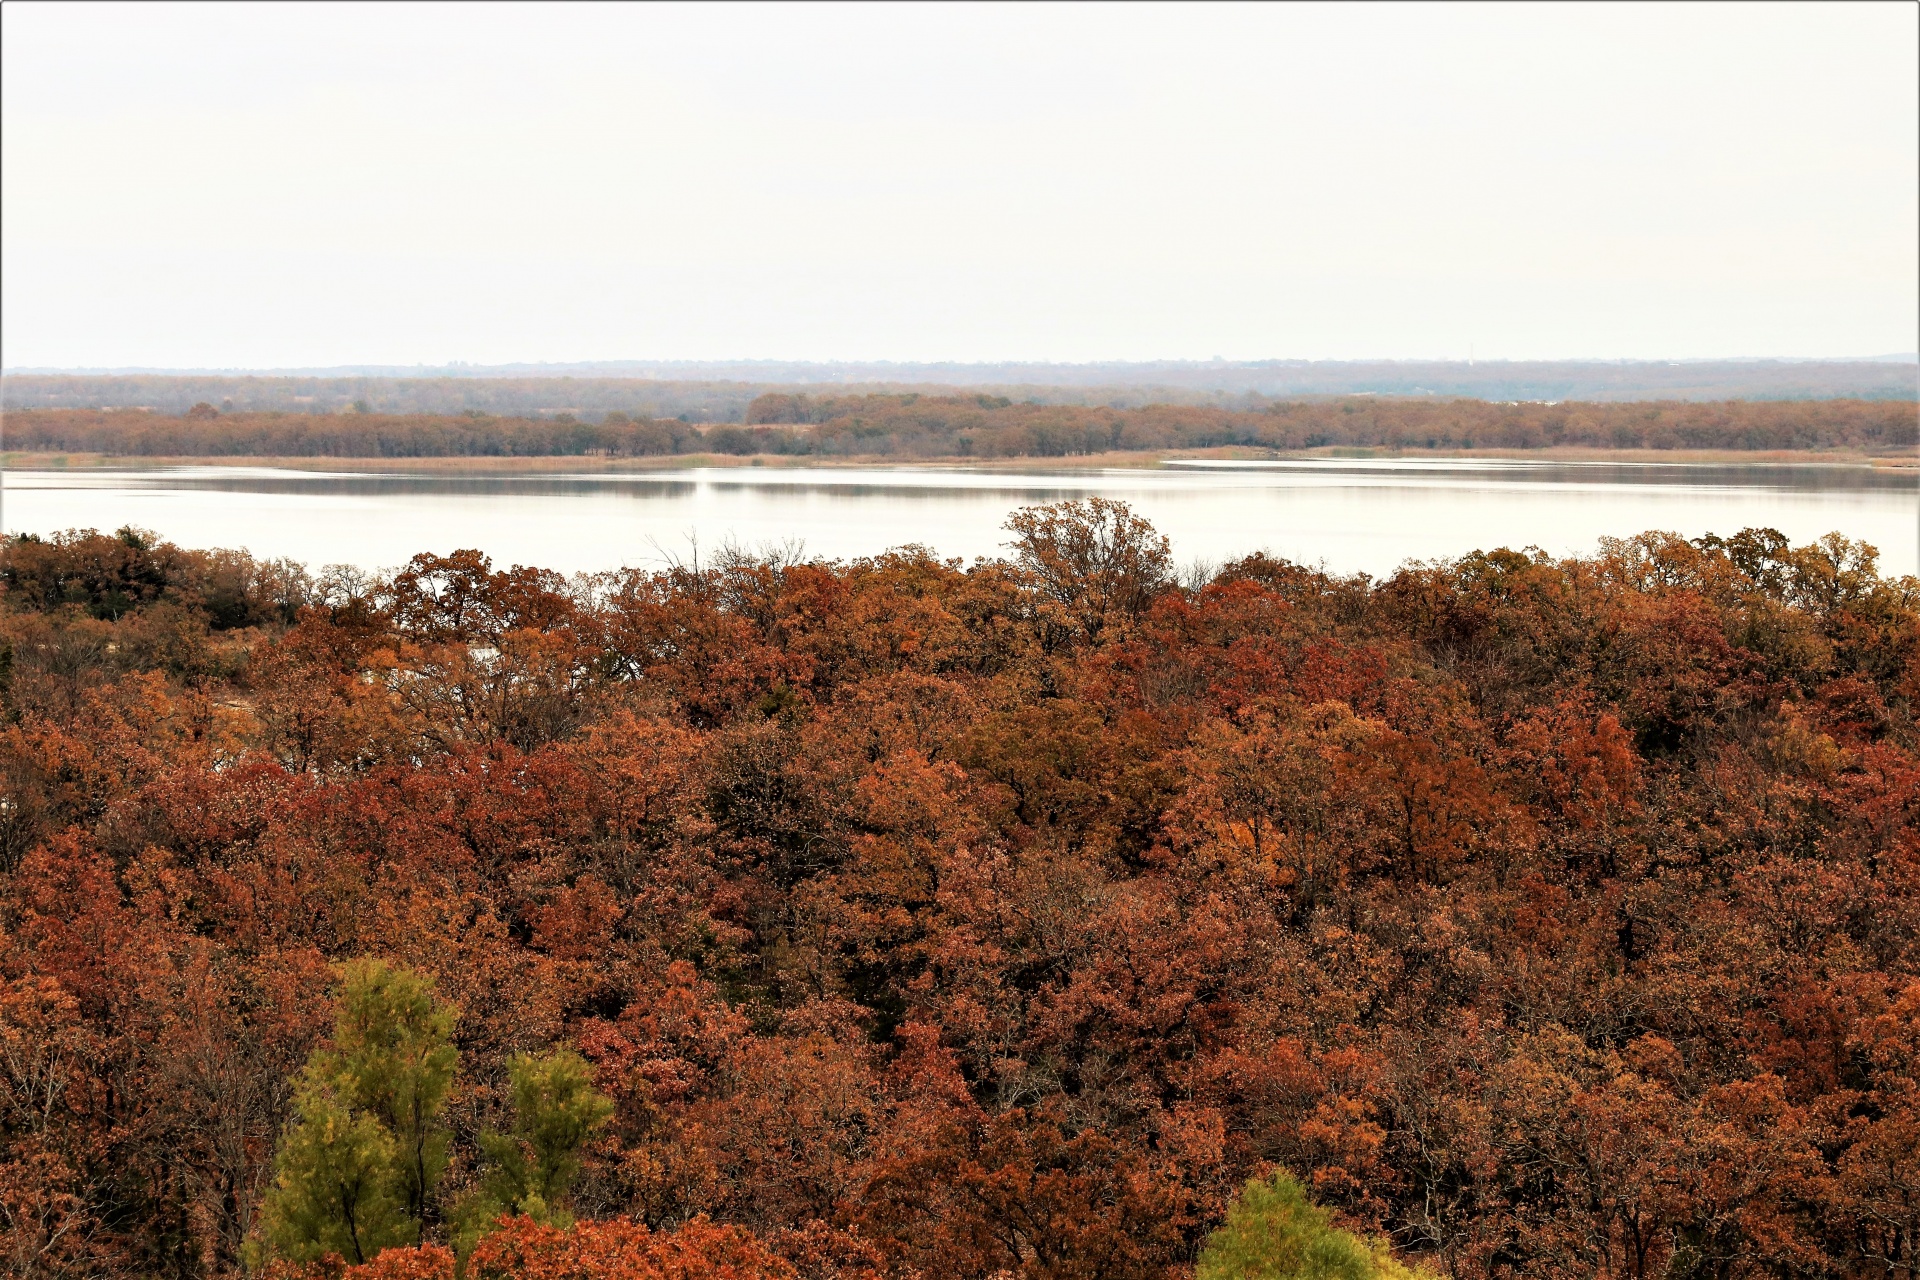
[4,394,1917,460]
[1,504,1917,1279]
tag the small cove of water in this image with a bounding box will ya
[2,458,1914,578]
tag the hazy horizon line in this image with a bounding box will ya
[8,354,1919,378]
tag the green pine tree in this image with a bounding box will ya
[256,1076,412,1264]
[316,957,459,1224]
[254,958,459,1266]
[455,1048,613,1254]
[1198,1169,1437,1280]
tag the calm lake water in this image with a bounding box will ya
[3,458,1915,579]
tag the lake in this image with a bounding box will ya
[2,458,1915,578]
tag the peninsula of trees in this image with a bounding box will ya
[2,505,1915,1278]
[4,393,1915,461]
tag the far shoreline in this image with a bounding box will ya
[3,443,1913,473]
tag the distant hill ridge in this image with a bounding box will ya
[4,356,1917,400]
[3,358,1916,420]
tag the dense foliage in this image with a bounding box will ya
[6,394,1915,460]
[1,504,1917,1279]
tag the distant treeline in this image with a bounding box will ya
[745,393,1920,455]
[5,359,1918,425]
[4,395,1914,458]
[6,356,1916,408]
[0,374,778,422]
[0,408,702,458]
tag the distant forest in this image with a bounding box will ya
[3,395,1915,459]
[5,356,1916,413]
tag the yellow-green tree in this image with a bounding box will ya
[1199,1170,1435,1280]
[456,1047,613,1253]
[256,959,458,1264]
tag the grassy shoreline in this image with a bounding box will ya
[3,443,1912,473]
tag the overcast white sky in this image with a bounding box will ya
[2,1,1915,368]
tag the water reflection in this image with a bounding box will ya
[3,460,1913,577]
[1172,456,1913,491]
